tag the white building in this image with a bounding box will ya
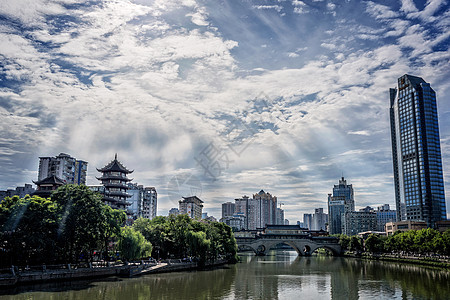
[179,196,204,219]
[38,153,87,185]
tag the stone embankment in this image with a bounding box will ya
[0,259,229,288]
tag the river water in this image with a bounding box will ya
[1,250,449,299]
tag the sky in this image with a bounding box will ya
[0,0,449,222]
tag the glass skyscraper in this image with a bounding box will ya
[390,74,446,227]
[327,177,355,234]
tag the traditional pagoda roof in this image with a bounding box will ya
[33,175,66,185]
[96,154,133,174]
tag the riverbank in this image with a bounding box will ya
[343,252,450,269]
[0,259,230,288]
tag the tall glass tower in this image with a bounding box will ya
[390,74,446,227]
[327,177,355,234]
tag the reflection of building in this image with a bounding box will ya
[33,175,65,198]
[390,75,446,227]
[328,177,354,234]
[179,196,204,219]
[376,204,396,232]
[313,208,328,230]
[343,211,377,236]
[385,220,427,236]
[222,202,235,218]
[38,153,87,185]
[96,154,133,210]
[0,184,35,201]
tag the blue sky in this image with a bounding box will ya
[0,0,449,221]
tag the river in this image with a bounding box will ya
[1,250,449,299]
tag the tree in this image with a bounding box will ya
[51,184,124,263]
[0,195,58,265]
[118,227,152,261]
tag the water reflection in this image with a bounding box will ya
[1,251,449,300]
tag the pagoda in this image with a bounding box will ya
[33,175,65,198]
[96,154,133,210]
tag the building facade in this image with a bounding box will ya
[143,187,157,219]
[303,214,312,230]
[38,153,87,185]
[376,204,397,232]
[343,211,377,236]
[0,184,35,201]
[327,177,355,234]
[312,208,328,231]
[222,202,235,219]
[179,196,204,219]
[247,190,277,230]
[169,207,179,216]
[385,220,427,236]
[276,208,285,225]
[390,74,446,227]
[96,154,133,210]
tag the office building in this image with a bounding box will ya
[96,154,133,210]
[343,211,377,236]
[38,153,87,185]
[179,196,204,219]
[385,220,427,236]
[376,204,396,232]
[327,177,355,234]
[390,74,446,227]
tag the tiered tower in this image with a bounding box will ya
[96,154,133,210]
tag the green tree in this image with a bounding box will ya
[0,195,58,265]
[118,227,152,261]
[51,184,123,263]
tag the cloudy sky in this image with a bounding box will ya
[0,0,449,221]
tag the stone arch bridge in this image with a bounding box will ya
[236,234,342,256]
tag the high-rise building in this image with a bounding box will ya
[313,208,328,231]
[327,177,355,234]
[276,207,285,225]
[222,202,235,219]
[247,190,277,230]
[96,154,133,210]
[143,187,157,220]
[303,213,312,230]
[235,196,249,229]
[179,196,204,219]
[390,74,446,227]
[38,153,87,185]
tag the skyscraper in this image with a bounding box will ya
[327,177,355,234]
[390,74,446,227]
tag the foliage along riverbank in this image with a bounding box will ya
[0,185,238,268]
[334,230,450,269]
